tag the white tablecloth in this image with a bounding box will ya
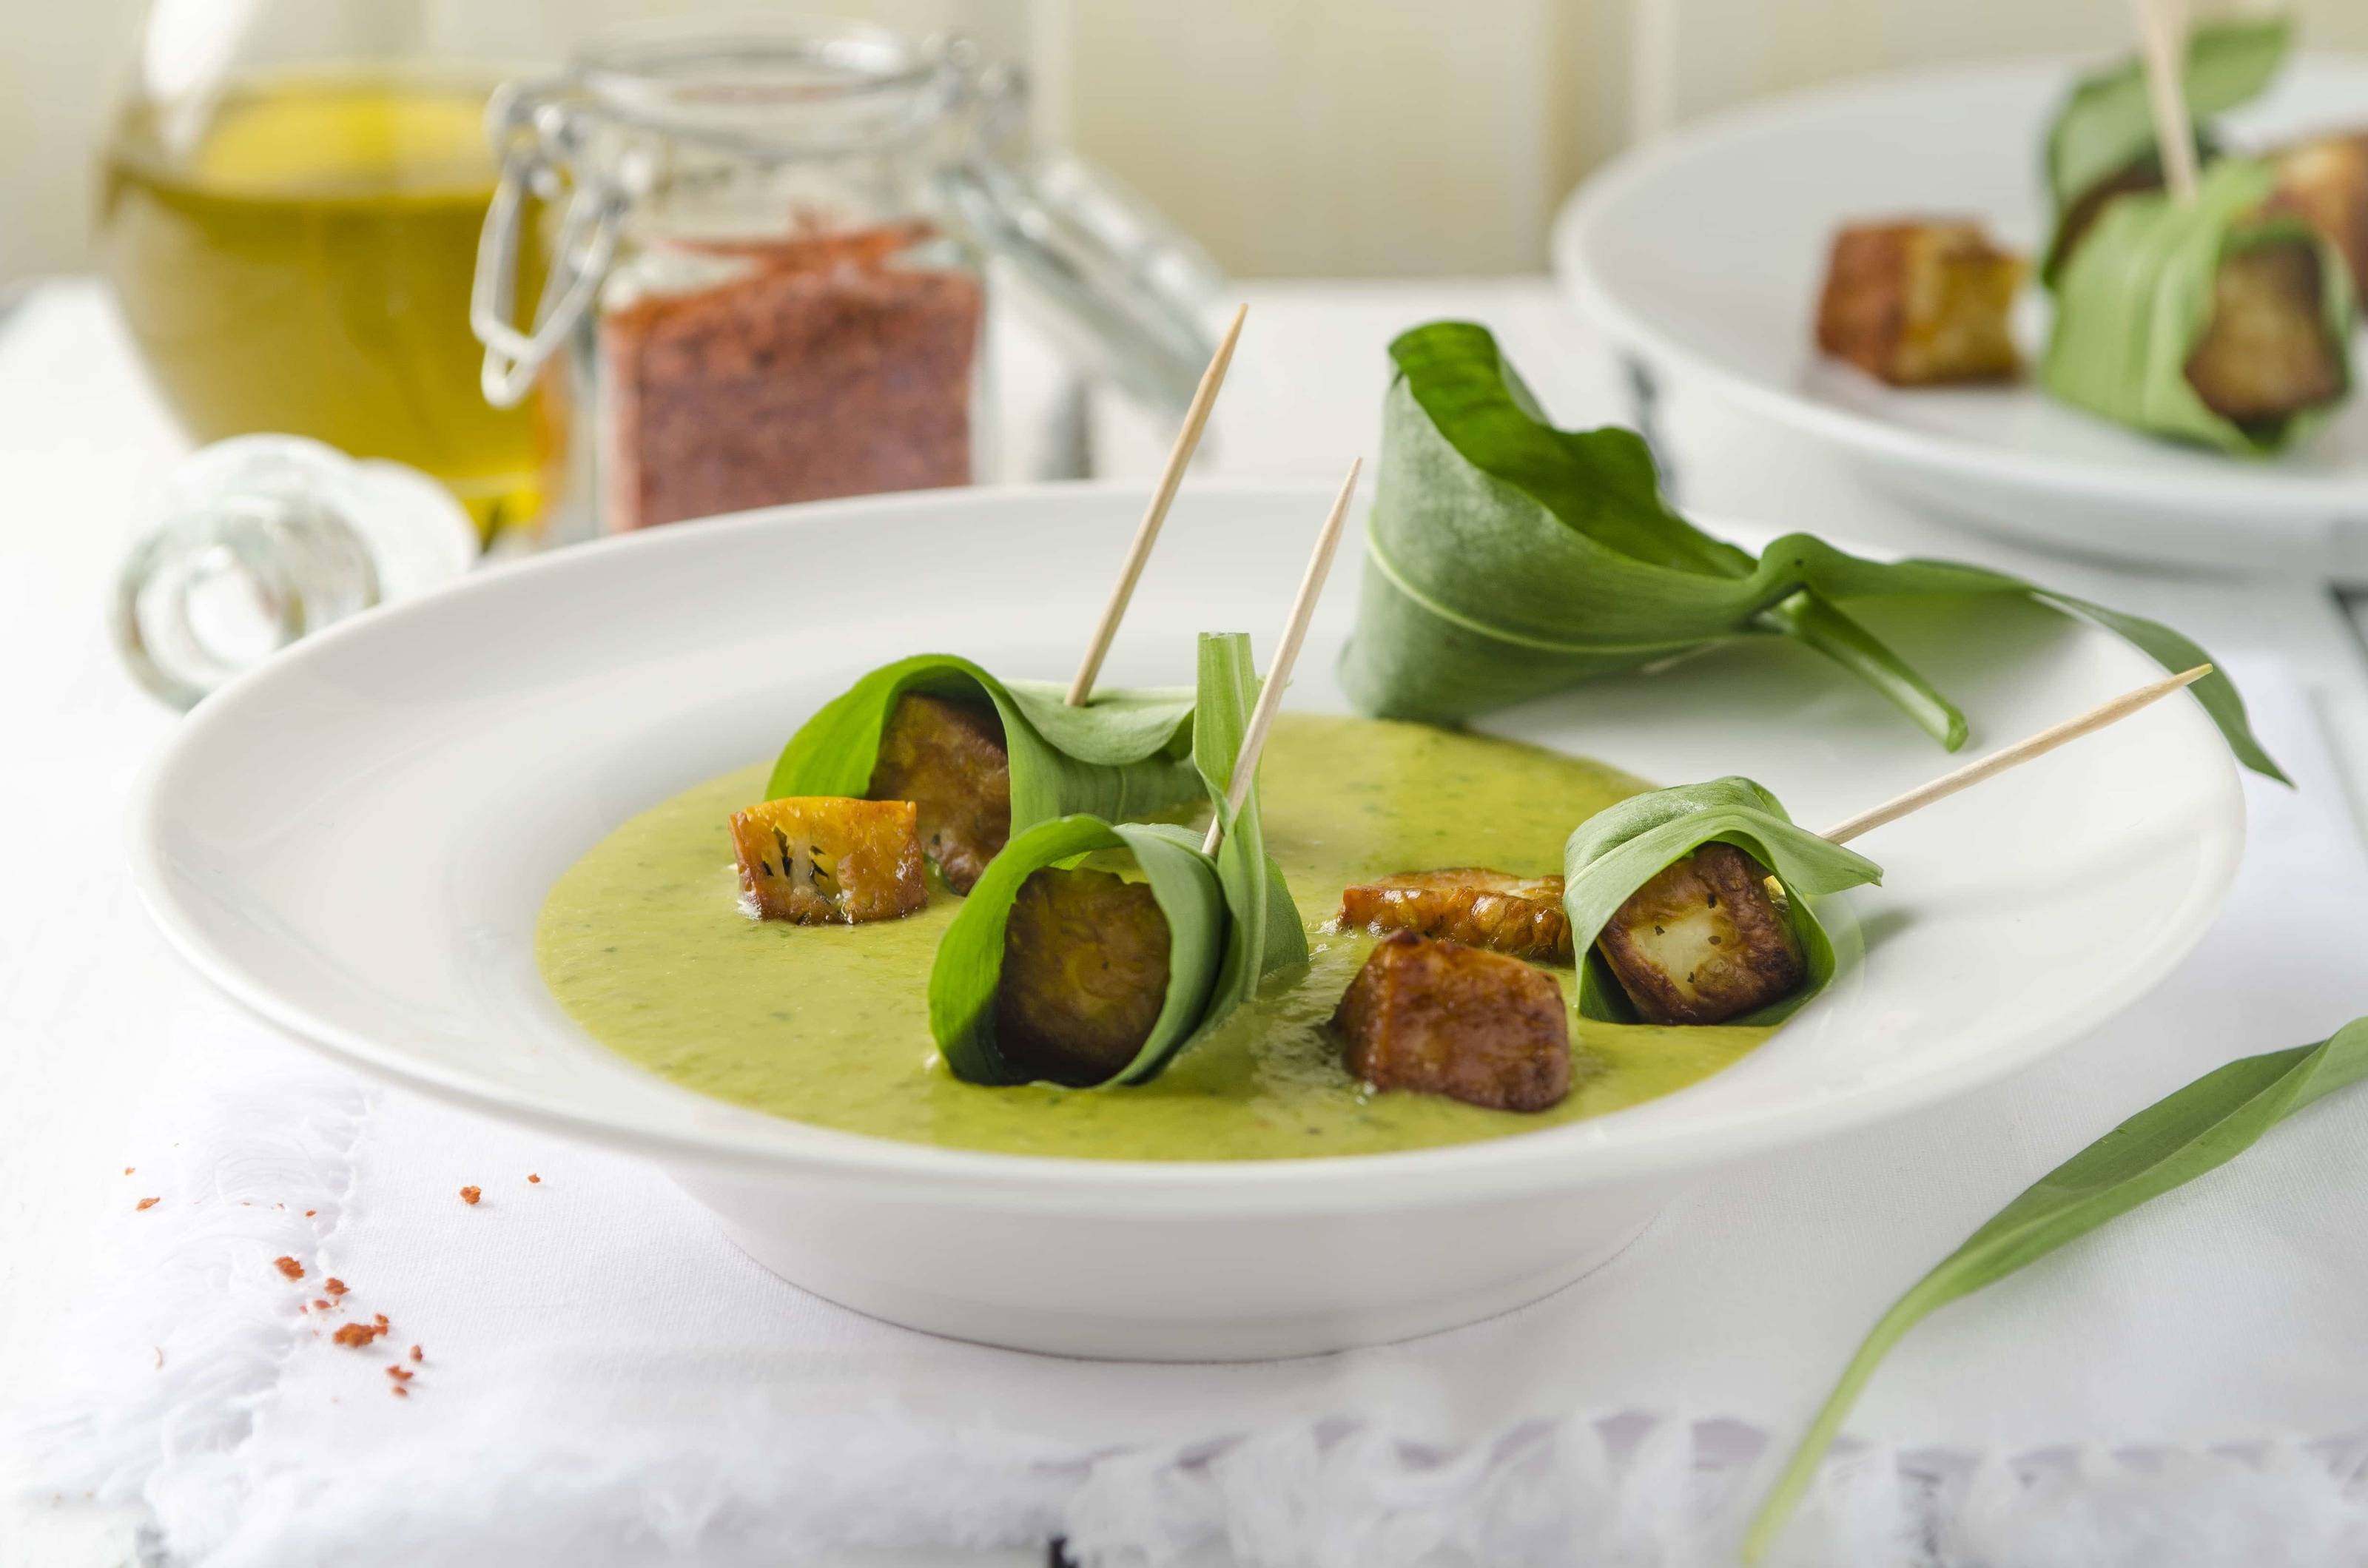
[10,281,2368,1567]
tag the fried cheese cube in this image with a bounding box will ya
[1593,842,1803,1026]
[1815,220,2025,386]
[1338,869,1571,962]
[2183,237,2347,429]
[868,692,1012,894]
[2269,131,2368,304]
[730,796,926,924]
[994,867,1174,1086]
[1333,932,1571,1113]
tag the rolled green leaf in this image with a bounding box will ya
[1743,1014,2368,1561]
[1563,778,1883,1026]
[2042,158,2355,455]
[765,653,1202,846]
[926,633,1308,1086]
[2042,15,2291,280]
[1338,321,2286,781]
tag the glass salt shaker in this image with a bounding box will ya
[472,17,1223,538]
[115,436,480,709]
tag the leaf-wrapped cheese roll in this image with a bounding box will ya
[927,633,1308,1087]
[767,653,1202,894]
[1339,321,2284,781]
[1814,220,2023,386]
[729,796,927,924]
[1333,932,1571,1113]
[2038,16,2290,285]
[2042,159,2354,456]
[1564,778,1882,1027]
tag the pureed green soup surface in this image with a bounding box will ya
[538,713,1779,1160]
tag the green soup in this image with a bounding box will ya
[537,713,1777,1160]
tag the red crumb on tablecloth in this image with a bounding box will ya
[527,1174,540,1184]
[386,1365,413,1382]
[323,1278,348,1298]
[460,1186,481,1205]
[332,1322,381,1347]
[391,1385,409,1399]
[409,1345,423,1362]
[134,1197,158,1211]
[123,1167,133,1175]
[312,1298,330,1310]
[304,1209,316,1217]
[273,1256,304,1280]
[374,1313,388,1330]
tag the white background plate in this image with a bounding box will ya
[132,483,2243,1357]
[1556,55,2368,580]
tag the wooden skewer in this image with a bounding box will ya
[1066,303,1250,707]
[1818,664,2211,847]
[1202,459,1361,856]
[2129,0,2199,203]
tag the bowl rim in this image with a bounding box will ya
[129,480,2247,1214]
[1553,51,2368,517]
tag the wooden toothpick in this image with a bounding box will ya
[2129,0,2199,203]
[1202,459,1361,857]
[1066,303,1251,707]
[1818,664,2211,847]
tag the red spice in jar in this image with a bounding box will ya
[597,219,983,531]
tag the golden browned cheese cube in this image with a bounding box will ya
[1339,869,1572,962]
[994,867,1174,1086]
[730,796,927,924]
[1594,842,1803,1026]
[869,692,1012,894]
[1815,220,2025,386]
[1333,932,1571,1113]
[2269,131,2368,306]
[2184,238,2347,428]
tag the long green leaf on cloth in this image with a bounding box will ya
[2043,16,2291,233]
[1743,1015,2368,1562]
[1337,321,2285,781]
[1563,777,1883,1026]
[926,633,1308,1086]
[2043,158,2355,456]
[765,653,1203,841]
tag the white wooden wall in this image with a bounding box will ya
[4,0,2364,287]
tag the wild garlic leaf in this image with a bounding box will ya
[1744,1015,2368,1561]
[766,652,1202,838]
[2045,16,2291,221]
[2043,161,2355,456]
[1563,778,1882,1026]
[1339,321,2284,781]
[926,633,1305,1087]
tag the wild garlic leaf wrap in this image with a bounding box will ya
[1563,778,1883,1026]
[765,653,1202,845]
[2041,15,2291,283]
[2042,159,2355,456]
[926,633,1308,1087]
[1339,321,2285,781]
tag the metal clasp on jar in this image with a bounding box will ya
[470,81,632,408]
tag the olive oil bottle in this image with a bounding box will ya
[99,72,548,538]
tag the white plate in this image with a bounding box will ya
[132,482,2243,1358]
[1555,55,2368,580]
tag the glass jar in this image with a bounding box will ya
[96,0,560,541]
[473,18,1221,537]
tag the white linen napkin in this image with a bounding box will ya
[20,660,2368,1568]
